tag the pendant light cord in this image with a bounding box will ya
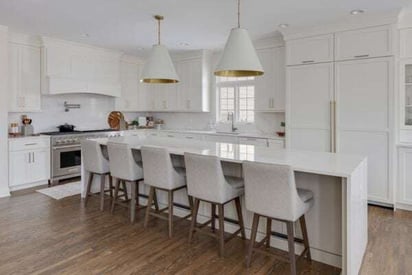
[157,18,161,45]
[237,0,240,28]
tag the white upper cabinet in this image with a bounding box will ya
[286,34,334,65]
[255,47,285,112]
[41,37,121,97]
[8,40,41,112]
[174,50,211,112]
[115,59,141,111]
[400,28,412,58]
[335,25,393,61]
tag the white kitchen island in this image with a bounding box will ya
[81,135,368,275]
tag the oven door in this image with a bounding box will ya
[52,144,81,178]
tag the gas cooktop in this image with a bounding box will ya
[41,129,116,136]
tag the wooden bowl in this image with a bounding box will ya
[108,111,124,130]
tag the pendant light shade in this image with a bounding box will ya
[141,15,179,84]
[214,0,263,77]
[214,28,263,77]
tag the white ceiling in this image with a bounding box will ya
[0,0,410,55]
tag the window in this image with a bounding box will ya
[217,77,255,123]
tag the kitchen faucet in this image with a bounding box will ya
[227,112,237,133]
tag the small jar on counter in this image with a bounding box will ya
[9,123,20,136]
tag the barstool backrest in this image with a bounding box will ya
[184,152,231,203]
[107,142,143,181]
[141,146,178,189]
[81,139,109,174]
[243,161,305,221]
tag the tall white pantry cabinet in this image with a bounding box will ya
[285,25,395,205]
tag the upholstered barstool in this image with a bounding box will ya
[184,152,246,257]
[82,139,113,211]
[243,161,314,275]
[141,146,192,238]
[107,142,156,223]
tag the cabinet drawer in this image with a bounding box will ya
[335,25,393,61]
[286,34,334,65]
[9,137,50,151]
[268,139,285,149]
[238,137,268,146]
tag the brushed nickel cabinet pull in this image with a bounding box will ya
[302,60,315,64]
[25,143,38,146]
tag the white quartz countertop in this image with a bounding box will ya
[126,129,285,140]
[94,136,366,178]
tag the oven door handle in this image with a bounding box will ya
[53,145,81,150]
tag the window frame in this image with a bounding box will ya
[216,77,256,123]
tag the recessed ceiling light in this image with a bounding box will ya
[350,9,364,15]
[81,33,90,38]
[278,24,289,28]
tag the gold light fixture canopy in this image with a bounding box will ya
[141,15,179,84]
[214,0,264,77]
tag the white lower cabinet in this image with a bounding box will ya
[9,137,50,190]
[268,139,285,149]
[397,146,412,209]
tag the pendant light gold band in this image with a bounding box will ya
[142,78,179,84]
[214,70,264,77]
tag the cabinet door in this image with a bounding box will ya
[287,63,334,151]
[400,28,412,58]
[9,151,30,187]
[335,25,393,61]
[8,43,20,110]
[8,43,41,112]
[336,57,392,203]
[30,149,50,183]
[255,47,285,112]
[176,59,202,111]
[335,57,392,131]
[116,61,139,111]
[286,34,334,65]
[398,147,412,204]
[20,45,41,110]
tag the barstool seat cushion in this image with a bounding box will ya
[297,188,313,203]
[225,176,244,189]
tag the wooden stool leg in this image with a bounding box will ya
[189,198,200,243]
[99,174,106,211]
[153,189,159,211]
[84,173,94,207]
[122,181,129,201]
[211,203,216,232]
[235,197,246,239]
[111,178,120,214]
[218,204,225,257]
[144,187,155,228]
[109,175,113,197]
[246,213,259,267]
[130,181,137,223]
[300,215,311,261]
[286,221,297,275]
[266,218,272,248]
[168,190,174,238]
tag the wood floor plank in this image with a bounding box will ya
[1,191,403,274]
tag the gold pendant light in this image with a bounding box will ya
[214,0,264,77]
[141,15,179,84]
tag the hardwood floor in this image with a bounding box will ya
[0,192,406,275]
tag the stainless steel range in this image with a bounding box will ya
[41,129,121,185]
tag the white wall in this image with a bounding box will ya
[0,26,10,197]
